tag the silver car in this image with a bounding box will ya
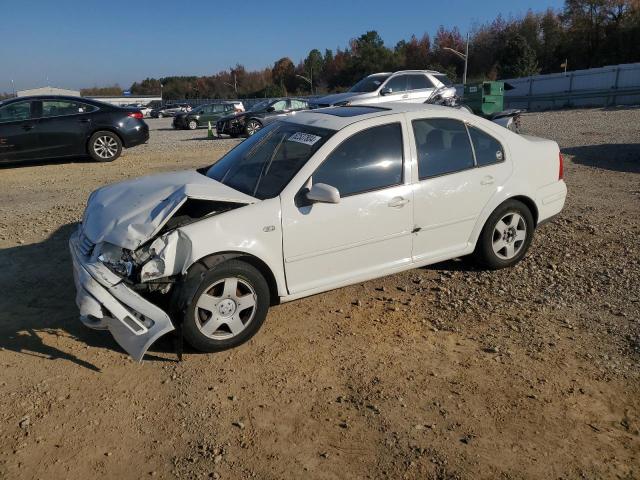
[310,70,455,108]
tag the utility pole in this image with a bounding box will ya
[11,79,16,97]
[296,65,314,94]
[443,32,469,85]
[224,72,238,97]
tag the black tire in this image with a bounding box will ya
[474,199,535,270]
[88,131,122,162]
[245,119,262,136]
[181,260,270,353]
[158,112,164,118]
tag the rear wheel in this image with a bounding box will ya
[474,200,534,269]
[245,119,262,136]
[181,260,270,352]
[88,131,122,162]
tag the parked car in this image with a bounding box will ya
[309,70,454,108]
[0,95,148,163]
[216,98,308,137]
[150,103,191,118]
[125,103,152,117]
[172,102,239,130]
[70,103,567,361]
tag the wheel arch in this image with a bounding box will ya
[86,128,124,153]
[192,251,280,306]
[509,195,539,226]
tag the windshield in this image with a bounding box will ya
[249,100,271,112]
[349,74,391,93]
[206,122,335,200]
[433,74,453,87]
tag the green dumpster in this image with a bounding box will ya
[463,81,505,117]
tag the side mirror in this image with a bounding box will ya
[306,183,340,204]
[266,106,275,112]
[380,87,392,96]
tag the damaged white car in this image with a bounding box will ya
[70,103,567,361]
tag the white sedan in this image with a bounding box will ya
[70,104,567,361]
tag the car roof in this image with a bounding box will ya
[283,103,467,130]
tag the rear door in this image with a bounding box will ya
[0,100,40,162]
[33,99,95,158]
[405,74,436,103]
[408,116,512,262]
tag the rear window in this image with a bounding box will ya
[433,74,453,87]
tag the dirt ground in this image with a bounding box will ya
[0,111,638,480]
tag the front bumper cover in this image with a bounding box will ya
[70,230,175,361]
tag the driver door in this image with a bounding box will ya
[281,119,413,295]
[379,75,410,103]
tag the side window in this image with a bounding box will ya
[212,104,225,113]
[0,101,32,123]
[407,74,434,90]
[413,118,475,178]
[290,99,307,110]
[312,123,403,197]
[271,100,287,112]
[41,100,95,117]
[468,126,505,166]
[384,75,407,93]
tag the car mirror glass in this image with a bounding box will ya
[306,183,340,204]
[380,87,392,96]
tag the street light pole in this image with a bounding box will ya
[443,32,470,85]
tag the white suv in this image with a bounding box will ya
[310,70,455,108]
[70,103,567,361]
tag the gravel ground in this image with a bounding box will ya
[0,109,638,480]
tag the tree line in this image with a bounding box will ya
[2,1,638,101]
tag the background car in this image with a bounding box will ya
[216,98,308,137]
[150,103,191,118]
[0,95,148,163]
[172,102,238,130]
[309,70,454,108]
[125,103,152,117]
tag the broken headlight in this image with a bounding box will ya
[140,257,166,282]
[98,243,135,278]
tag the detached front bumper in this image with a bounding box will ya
[69,230,175,361]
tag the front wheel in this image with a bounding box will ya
[188,120,198,130]
[181,260,270,353]
[474,200,534,269]
[88,131,122,162]
[245,119,262,136]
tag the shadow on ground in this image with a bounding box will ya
[0,224,177,372]
[0,155,93,170]
[563,143,640,173]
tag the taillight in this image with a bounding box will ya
[128,111,144,119]
[558,152,564,180]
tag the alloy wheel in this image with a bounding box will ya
[492,212,527,260]
[246,121,261,136]
[194,277,257,340]
[93,136,119,160]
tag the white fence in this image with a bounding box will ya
[503,62,640,110]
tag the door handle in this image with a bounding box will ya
[480,176,495,186]
[388,197,409,208]
[22,124,35,131]
[79,118,91,123]
[402,94,409,99]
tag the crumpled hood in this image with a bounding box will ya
[311,91,367,106]
[82,170,256,250]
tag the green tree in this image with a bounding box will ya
[272,57,296,94]
[497,33,540,78]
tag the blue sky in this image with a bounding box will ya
[1,0,564,92]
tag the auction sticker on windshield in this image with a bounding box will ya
[288,132,322,146]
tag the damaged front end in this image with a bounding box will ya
[70,170,255,361]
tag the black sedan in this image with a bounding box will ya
[216,98,308,137]
[0,96,148,163]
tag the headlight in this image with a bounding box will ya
[140,258,166,282]
[98,243,134,278]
